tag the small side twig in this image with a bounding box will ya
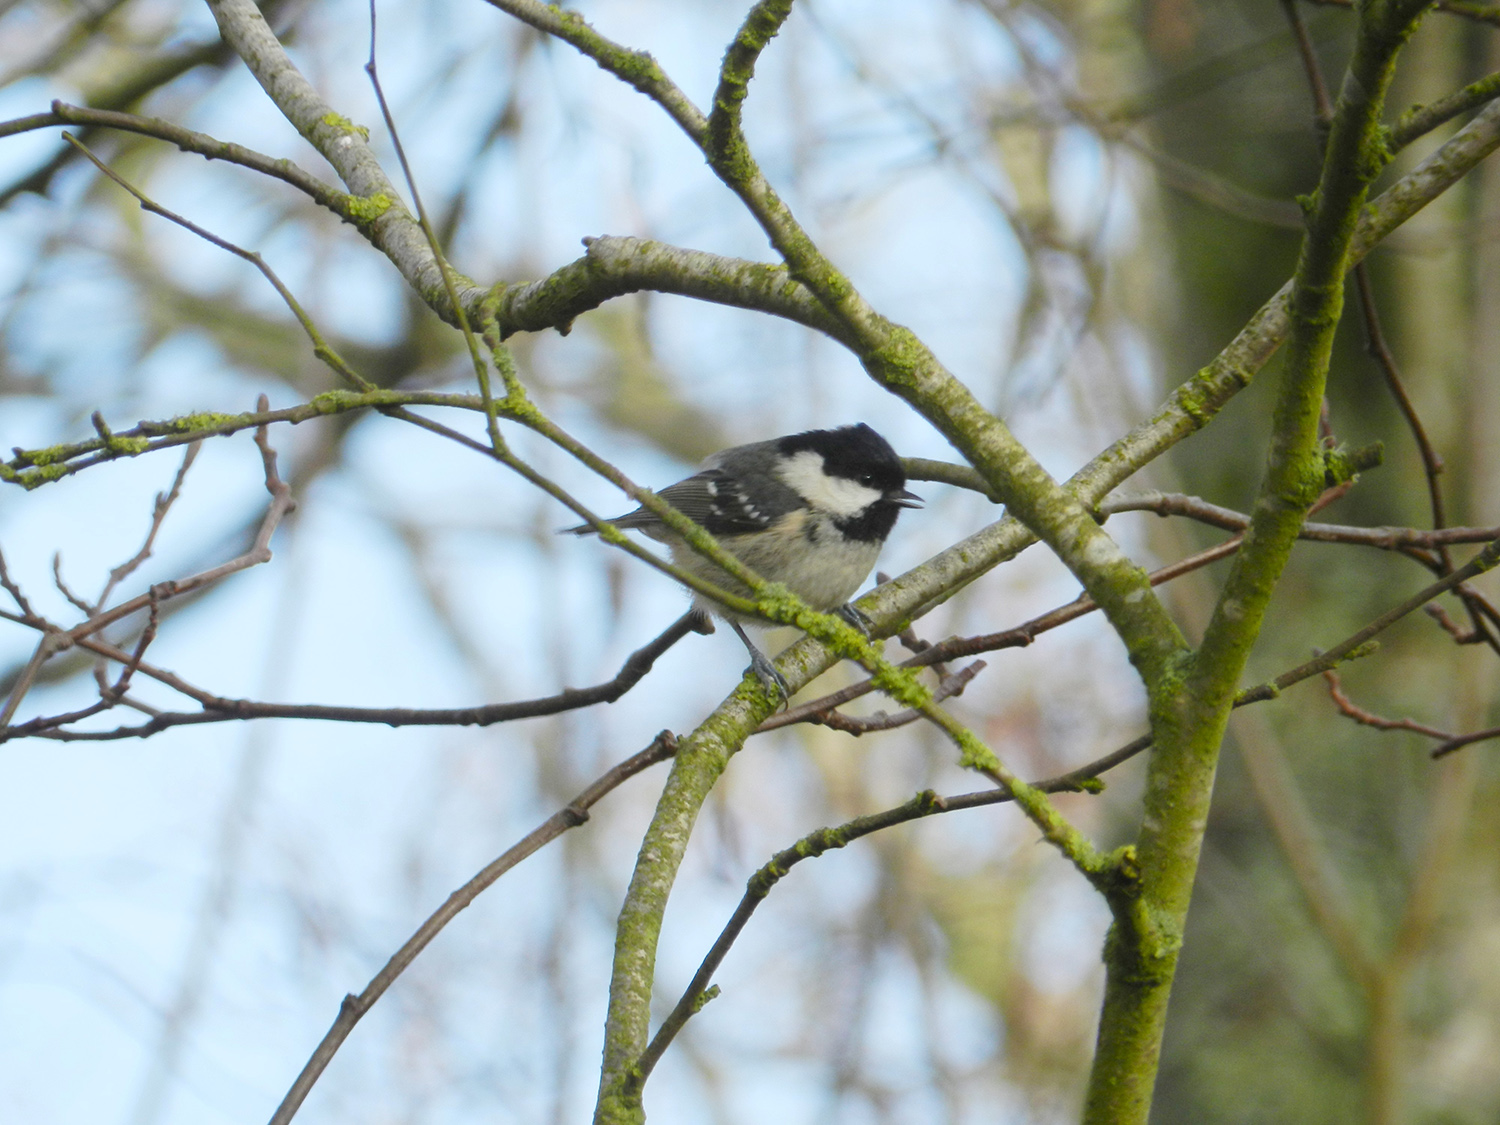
[0,546,40,621]
[805,660,986,736]
[96,441,201,609]
[364,0,501,450]
[1391,69,1500,151]
[1430,727,1500,759]
[1281,0,1335,127]
[1323,669,1451,738]
[103,597,161,703]
[51,552,95,615]
[1323,669,1500,759]
[61,132,373,392]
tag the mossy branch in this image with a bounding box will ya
[478,0,708,143]
[202,0,486,323]
[1081,3,1439,1121]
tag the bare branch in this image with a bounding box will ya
[97,442,201,610]
[102,598,161,704]
[1323,669,1451,738]
[0,102,347,211]
[0,546,40,621]
[51,553,95,616]
[3,612,707,743]
[267,732,679,1125]
[0,631,71,728]
[1322,670,1500,760]
[1103,490,1499,551]
[1430,726,1500,758]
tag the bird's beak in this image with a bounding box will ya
[891,488,923,509]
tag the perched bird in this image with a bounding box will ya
[570,423,921,696]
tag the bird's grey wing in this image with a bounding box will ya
[570,468,775,536]
[642,468,779,534]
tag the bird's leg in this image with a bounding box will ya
[727,619,790,705]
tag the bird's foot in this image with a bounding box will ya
[727,618,789,707]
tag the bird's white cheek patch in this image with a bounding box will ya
[776,450,883,517]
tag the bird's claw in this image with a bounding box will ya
[747,649,791,709]
[835,603,872,638]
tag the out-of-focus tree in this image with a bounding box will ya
[1,0,1497,1123]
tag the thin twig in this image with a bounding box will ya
[0,546,39,620]
[104,597,161,703]
[803,661,986,735]
[1430,726,1500,758]
[1352,269,1448,539]
[0,699,113,740]
[97,442,201,609]
[267,731,679,1125]
[1282,0,1335,126]
[0,101,348,208]
[364,0,499,444]
[1103,491,1498,550]
[1350,266,1497,652]
[379,405,768,621]
[60,133,373,392]
[51,553,95,615]
[1323,669,1451,738]
[1322,669,1500,760]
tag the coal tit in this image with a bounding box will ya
[570,423,921,697]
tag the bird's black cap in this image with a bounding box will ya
[776,423,907,494]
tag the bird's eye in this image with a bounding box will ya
[858,472,875,486]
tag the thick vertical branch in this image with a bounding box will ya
[1082,4,1437,1121]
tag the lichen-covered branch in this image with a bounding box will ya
[479,0,708,144]
[202,0,486,320]
[1081,3,1441,1120]
[484,235,853,345]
